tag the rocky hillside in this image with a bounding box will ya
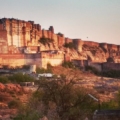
[0,83,30,120]
[52,66,120,102]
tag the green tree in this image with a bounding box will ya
[0,76,10,84]
[36,67,52,74]
[8,73,34,83]
[62,61,75,69]
[13,101,42,120]
[34,77,97,120]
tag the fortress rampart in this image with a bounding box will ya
[0,18,120,55]
[0,54,41,67]
[0,18,65,53]
[0,18,120,69]
[84,41,99,47]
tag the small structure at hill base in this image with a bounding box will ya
[38,73,53,78]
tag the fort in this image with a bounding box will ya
[0,17,120,70]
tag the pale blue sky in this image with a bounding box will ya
[0,0,120,44]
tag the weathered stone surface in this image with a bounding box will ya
[84,41,99,47]
[57,35,65,47]
[0,17,120,69]
[42,30,48,38]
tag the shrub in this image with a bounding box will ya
[13,112,41,120]
[12,98,42,120]
[47,63,52,73]
[35,78,97,120]
[101,100,118,110]
[62,61,75,68]
[36,66,52,74]
[85,66,99,75]
[64,42,75,49]
[39,37,53,46]
[36,67,46,73]
[0,76,10,84]
[8,99,21,109]
[8,73,34,83]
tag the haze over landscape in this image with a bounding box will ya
[0,0,120,44]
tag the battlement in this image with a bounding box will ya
[0,17,120,68]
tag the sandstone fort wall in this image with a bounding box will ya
[0,18,120,69]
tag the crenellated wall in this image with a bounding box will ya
[84,41,99,47]
[0,17,120,69]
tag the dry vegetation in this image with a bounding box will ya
[0,66,120,120]
[52,66,120,102]
[0,83,31,120]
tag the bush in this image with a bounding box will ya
[35,78,97,120]
[101,100,118,110]
[85,66,99,75]
[39,37,53,46]
[8,99,21,109]
[12,98,42,120]
[13,112,41,120]
[47,63,52,72]
[0,76,10,84]
[64,42,75,49]
[8,73,34,83]
[62,61,75,68]
[36,66,52,74]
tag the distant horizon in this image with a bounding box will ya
[0,0,120,44]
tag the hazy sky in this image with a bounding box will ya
[0,0,120,44]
